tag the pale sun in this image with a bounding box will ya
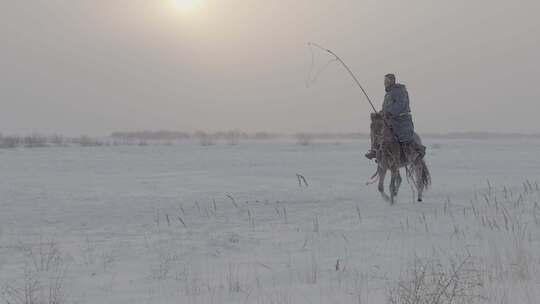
[171,0,204,13]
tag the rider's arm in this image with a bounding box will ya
[384,89,409,116]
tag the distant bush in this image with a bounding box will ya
[23,134,48,148]
[49,134,66,146]
[0,135,21,148]
[194,131,216,146]
[75,135,104,147]
[223,130,242,145]
[252,132,278,140]
[295,133,312,146]
[111,130,191,141]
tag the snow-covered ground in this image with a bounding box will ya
[1,138,540,303]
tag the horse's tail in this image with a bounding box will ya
[407,158,431,190]
[416,158,431,190]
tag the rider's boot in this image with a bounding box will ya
[365,149,377,160]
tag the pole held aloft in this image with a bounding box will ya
[308,42,377,113]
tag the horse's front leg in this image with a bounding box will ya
[378,166,391,202]
[378,166,386,193]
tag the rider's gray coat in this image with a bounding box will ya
[382,84,414,143]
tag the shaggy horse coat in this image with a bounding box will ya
[368,113,431,203]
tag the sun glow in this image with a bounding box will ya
[171,0,204,13]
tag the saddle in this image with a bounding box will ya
[400,141,426,163]
[368,112,426,163]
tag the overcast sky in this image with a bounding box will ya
[1,0,539,136]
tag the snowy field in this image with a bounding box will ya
[1,138,540,303]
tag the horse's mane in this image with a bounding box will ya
[370,113,395,144]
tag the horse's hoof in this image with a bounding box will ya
[417,198,423,202]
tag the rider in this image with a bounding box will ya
[365,73,426,160]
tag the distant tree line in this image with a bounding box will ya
[2,131,539,149]
[0,133,107,149]
[110,130,282,146]
[421,132,540,139]
[110,130,192,141]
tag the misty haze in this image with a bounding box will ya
[1,1,540,304]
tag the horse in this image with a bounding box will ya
[367,112,431,204]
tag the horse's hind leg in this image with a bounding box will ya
[415,165,424,202]
[389,169,401,196]
[414,163,426,202]
[394,170,402,196]
[378,167,386,194]
[417,187,424,202]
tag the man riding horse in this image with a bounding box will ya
[365,74,426,161]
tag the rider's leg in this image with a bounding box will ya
[365,149,377,160]
[365,119,379,160]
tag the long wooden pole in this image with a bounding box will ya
[308,42,377,113]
